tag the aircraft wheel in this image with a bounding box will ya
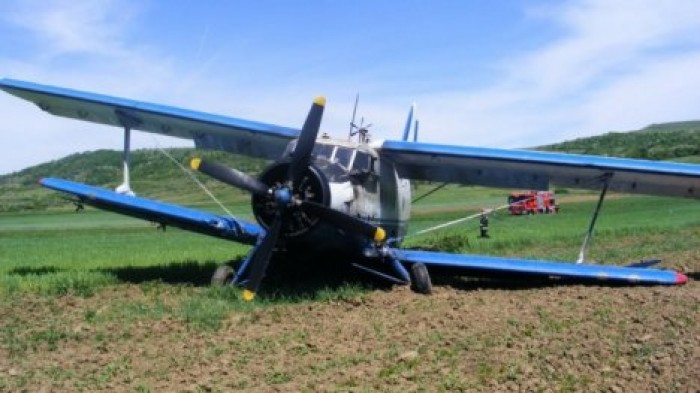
[410,263,432,295]
[211,265,235,286]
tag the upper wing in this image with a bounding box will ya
[392,248,687,286]
[376,140,700,198]
[0,78,299,160]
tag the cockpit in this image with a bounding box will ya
[283,139,376,183]
[312,144,372,169]
[310,142,374,182]
[278,141,374,183]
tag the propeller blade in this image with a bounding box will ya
[299,201,386,243]
[242,215,283,301]
[190,158,268,196]
[289,97,325,186]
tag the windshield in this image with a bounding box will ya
[352,151,371,171]
[334,147,354,168]
[312,144,334,160]
[315,157,349,182]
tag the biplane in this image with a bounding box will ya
[0,78,691,301]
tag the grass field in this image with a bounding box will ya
[1,185,698,391]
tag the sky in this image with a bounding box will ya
[1,0,699,174]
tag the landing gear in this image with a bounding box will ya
[211,265,235,286]
[410,262,432,294]
[351,249,432,295]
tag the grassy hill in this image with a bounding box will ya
[0,148,267,212]
[2,120,700,212]
[538,120,700,160]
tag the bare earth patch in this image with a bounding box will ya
[1,257,698,393]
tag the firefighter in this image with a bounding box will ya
[479,209,490,238]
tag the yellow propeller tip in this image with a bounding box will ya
[242,289,256,302]
[374,227,386,243]
[314,96,326,106]
[190,158,201,170]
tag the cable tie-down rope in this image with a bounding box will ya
[152,139,236,219]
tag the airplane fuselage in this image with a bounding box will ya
[254,136,411,251]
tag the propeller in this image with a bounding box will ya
[289,97,325,187]
[190,96,386,301]
[241,214,282,301]
[298,201,385,242]
[190,158,268,196]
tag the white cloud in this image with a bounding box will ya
[519,0,700,96]
[0,0,194,174]
[579,52,700,134]
[1,0,700,175]
[4,0,139,58]
[409,0,700,148]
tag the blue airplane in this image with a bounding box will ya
[0,78,690,301]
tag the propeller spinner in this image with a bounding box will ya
[190,97,386,300]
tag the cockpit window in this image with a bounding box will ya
[312,144,334,160]
[352,151,371,171]
[334,147,354,168]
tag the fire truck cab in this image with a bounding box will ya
[508,191,558,215]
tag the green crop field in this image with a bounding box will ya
[1,184,697,299]
[1,185,698,391]
[409,188,700,261]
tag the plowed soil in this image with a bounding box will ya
[1,266,698,392]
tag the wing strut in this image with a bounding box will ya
[577,173,613,263]
[114,109,142,196]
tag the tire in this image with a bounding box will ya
[211,265,235,286]
[410,263,432,295]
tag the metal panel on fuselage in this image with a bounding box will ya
[377,157,411,241]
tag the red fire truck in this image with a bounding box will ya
[508,191,558,215]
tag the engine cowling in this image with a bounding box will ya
[251,162,330,238]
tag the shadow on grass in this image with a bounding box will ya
[100,259,241,287]
[6,263,229,287]
[10,258,686,300]
[431,271,561,292]
[256,254,388,300]
[96,254,386,300]
[8,266,62,276]
[94,258,599,298]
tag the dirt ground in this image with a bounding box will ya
[1,263,698,392]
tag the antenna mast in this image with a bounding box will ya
[348,93,372,143]
[348,93,359,139]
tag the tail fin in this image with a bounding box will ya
[413,119,419,142]
[401,103,415,141]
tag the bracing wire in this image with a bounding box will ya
[411,182,449,204]
[403,195,542,240]
[403,202,509,239]
[152,139,236,218]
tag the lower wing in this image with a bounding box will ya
[40,178,262,245]
[391,249,687,285]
